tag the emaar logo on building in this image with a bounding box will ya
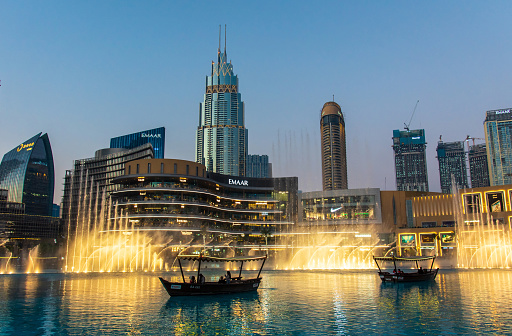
[228,179,248,186]
[141,134,162,138]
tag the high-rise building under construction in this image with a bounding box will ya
[392,129,429,192]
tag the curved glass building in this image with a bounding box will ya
[0,133,54,216]
[196,30,248,177]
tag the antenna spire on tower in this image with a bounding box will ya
[218,25,221,51]
[224,24,227,53]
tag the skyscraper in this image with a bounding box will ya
[436,140,468,193]
[468,143,490,188]
[392,129,429,192]
[247,155,272,178]
[0,133,54,216]
[196,28,248,177]
[61,144,154,234]
[321,101,348,190]
[110,127,165,159]
[484,108,512,186]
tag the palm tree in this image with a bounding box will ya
[260,226,272,254]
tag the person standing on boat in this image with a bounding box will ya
[198,274,205,284]
[226,271,231,284]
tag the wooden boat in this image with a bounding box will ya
[159,254,267,296]
[373,255,439,283]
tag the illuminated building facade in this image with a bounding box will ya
[61,144,154,234]
[111,159,294,246]
[0,133,54,216]
[196,33,248,177]
[394,184,512,261]
[468,143,490,188]
[246,155,272,178]
[484,108,512,186]
[436,140,468,193]
[321,101,348,190]
[392,129,429,192]
[110,127,165,159]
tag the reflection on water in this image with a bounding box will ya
[1,270,512,335]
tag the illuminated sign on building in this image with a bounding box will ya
[494,109,512,115]
[228,179,248,186]
[486,191,505,212]
[17,142,34,152]
[141,134,162,138]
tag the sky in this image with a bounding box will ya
[1,1,512,204]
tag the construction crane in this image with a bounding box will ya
[404,100,420,132]
[465,135,484,147]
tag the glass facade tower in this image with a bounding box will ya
[110,127,165,159]
[469,143,490,188]
[196,32,248,177]
[436,140,468,193]
[0,133,54,216]
[247,155,272,178]
[392,129,429,192]
[321,101,348,190]
[484,108,512,186]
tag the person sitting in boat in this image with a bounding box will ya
[198,273,205,284]
[418,267,424,274]
[218,276,226,283]
[190,275,196,283]
[226,271,231,284]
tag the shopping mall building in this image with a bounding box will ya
[110,158,297,253]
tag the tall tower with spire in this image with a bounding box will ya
[196,26,248,176]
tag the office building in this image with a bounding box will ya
[110,127,165,159]
[321,101,348,190]
[196,29,248,177]
[61,144,154,234]
[0,189,59,240]
[436,140,468,193]
[0,133,54,216]
[484,108,512,186]
[392,129,429,192]
[469,143,490,188]
[246,155,272,178]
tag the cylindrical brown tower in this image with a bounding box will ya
[321,101,347,190]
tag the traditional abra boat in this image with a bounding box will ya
[159,254,267,296]
[373,255,439,283]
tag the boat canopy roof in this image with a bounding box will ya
[177,255,267,262]
[373,256,436,262]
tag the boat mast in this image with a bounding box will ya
[238,261,244,279]
[178,258,186,283]
[197,253,202,280]
[373,257,381,272]
[256,256,267,279]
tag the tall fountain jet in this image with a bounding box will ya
[196,25,248,177]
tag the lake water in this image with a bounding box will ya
[1,269,512,335]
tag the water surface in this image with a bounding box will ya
[1,270,511,335]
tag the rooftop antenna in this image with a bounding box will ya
[404,100,419,132]
[333,94,335,102]
[224,24,227,53]
[218,25,221,51]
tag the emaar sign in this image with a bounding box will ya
[229,179,249,186]
[141,134,162,138]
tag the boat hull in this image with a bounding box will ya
[159,277,262,296]
[378,269,439,283]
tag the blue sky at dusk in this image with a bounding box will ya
[1,1,512,202]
